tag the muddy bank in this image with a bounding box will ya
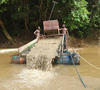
[68,36,99,48]
[0,38,34,48]
[69,30,100,47]
[0,36,99,48]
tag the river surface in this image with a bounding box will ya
[0,46,100,90]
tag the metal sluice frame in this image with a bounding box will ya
[43,20,63,37]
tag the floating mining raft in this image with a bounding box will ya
[11,20,80,71]
[11,46,80,66]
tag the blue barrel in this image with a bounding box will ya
[57,55,71,64]
[56,50,80,65]
[62,55,71,64]
[56,50,72,64]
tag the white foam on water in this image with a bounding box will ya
[16,69,57,87]
[0,68,57,90]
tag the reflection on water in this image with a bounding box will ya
[0,47,100,90]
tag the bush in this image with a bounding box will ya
[62,0,90,37]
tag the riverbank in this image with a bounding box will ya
[0,36,99,49]
[68,36,99,48]
[0,38,33,48]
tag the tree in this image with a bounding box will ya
[87,0,100,28]
[62,0,90,37]
[0,0,14,43]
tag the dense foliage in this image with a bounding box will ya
[62,0,90,37]
[0,0,100,42]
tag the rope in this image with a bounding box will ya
[79,55,100,70]
[70,54,87,88]
[72,48,100,70]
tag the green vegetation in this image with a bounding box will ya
[62,0,90,37]
[0,0,100,43]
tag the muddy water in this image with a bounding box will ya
[78,46,100,77]
[0,47,100,90]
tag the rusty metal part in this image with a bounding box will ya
[43,20,59,31]
[44,34,63,37]
[43,20,60,36]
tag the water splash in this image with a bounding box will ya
[0,68,57,90]
[16,69,57,87]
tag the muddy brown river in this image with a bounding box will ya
[0,46,100,90]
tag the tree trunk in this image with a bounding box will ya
[0,19,14,44]
[44,0,49,20]
[24,0,30,39]
[39,0,43,22]
[24,17,30,39]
